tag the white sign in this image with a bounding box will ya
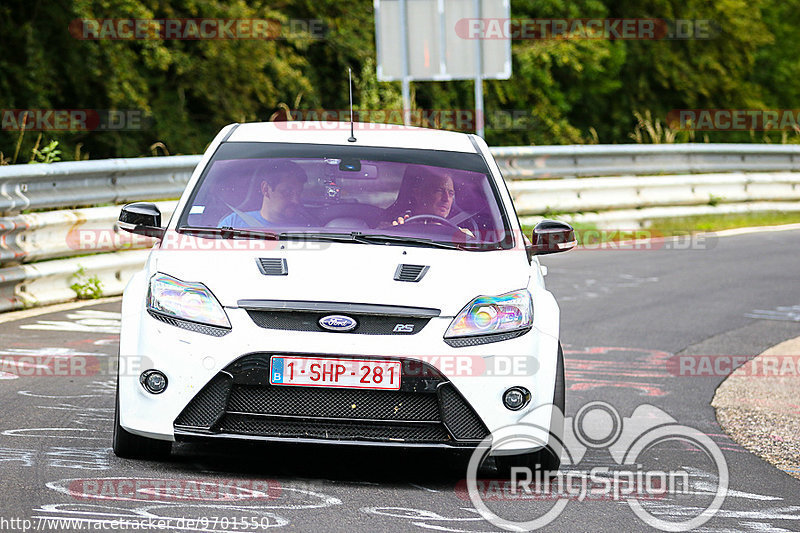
[375,0,511,82]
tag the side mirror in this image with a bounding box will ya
[118,202,165,239]
[528,219,577,259]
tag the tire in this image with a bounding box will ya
[495,342,565,475]
[112,380,172,460]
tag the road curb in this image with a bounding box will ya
[712,336,800,480]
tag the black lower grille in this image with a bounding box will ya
[174,353,490,446]
[218,414,450,442]
[228,385,440,421]
[174,373,232,428]
[439,383,490,440]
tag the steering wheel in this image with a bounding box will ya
[402,214,479,239]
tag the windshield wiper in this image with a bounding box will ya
[279,232,361,243]
[352,233,462,249]
[280,231,462,249]
[177,226,280,240]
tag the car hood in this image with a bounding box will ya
[150,241,531,317]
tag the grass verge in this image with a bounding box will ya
[522,211,800,245]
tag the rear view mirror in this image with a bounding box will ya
[528,220,577,258]
[338,163,378,179]
[118,202,165,239]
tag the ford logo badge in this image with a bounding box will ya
[318,315,358,332]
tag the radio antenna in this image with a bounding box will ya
[347,67,357,142]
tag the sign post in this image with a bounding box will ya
[374,0,511,137]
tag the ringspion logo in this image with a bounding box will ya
[464,402,728,531]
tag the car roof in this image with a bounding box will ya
[226,121,479,153]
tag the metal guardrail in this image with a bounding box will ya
[2,144,800,216]
[509,172,800,213]
[1,144,799,312]
[0,155,198,216]
[0,250,152,312]
[493,143,800,178]
[0,202,176,264]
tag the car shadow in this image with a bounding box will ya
[158,439,488,487]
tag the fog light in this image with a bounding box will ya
[140,370,168,394]
[503,387,530,410]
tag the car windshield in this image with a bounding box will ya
[178,142,512,249]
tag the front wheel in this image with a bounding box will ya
[495,342,565,475]
[112,382,172,460]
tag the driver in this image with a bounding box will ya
[218,160,313,228]
[387,172,474,236]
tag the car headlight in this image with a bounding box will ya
[147,273,231,328]
[445,289,532,338]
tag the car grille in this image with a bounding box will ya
[174,354,489,445]
[227,385,441,421]
[246,310,431,335]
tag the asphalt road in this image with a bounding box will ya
[0,228,799,532]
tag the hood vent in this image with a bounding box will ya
[394,264,429,282]
[256,258,288,276]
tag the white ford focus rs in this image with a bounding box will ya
[113,121,575,470]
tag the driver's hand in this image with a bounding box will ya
[459,227,475,238]
[391,214,410,226]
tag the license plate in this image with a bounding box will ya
[270,356,401,390]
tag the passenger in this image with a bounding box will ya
[218,160,312,227]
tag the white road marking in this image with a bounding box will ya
[46,478,343,510]
[20,310,122,334]
[47,447,111,471]
[2,428,104,440]
[361,507,496,533]
[409,483,440,493]
[18,391,103,399]
[0,447,36,466]
[0,347,100,357]
[746,305,800,322]
[0,297,121,325]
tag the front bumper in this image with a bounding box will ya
[119,274,561,453]
[172,355,488,448]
